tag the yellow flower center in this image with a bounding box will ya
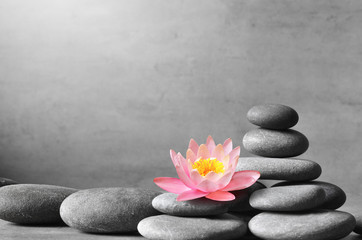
[192,158,225,177]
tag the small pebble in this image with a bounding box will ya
[247,104,299,129]
[273,181,346,209]
[249,185,325,211]
[249,210,356,240]
[236,157,321,181]
[138,213,247,240]
[243,128,309,157]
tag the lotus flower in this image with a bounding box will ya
[154,136,260,201]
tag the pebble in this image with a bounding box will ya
[228,181,266,212]
[60,187,160,233]
[249,210,356,240]
[152,193,229,216]
[247,104,299,129]
[137,213,247,240]
[0,184,77,224]
[273,181,346,209]
[243,129,309,157]
[249,185,325,211]
[236,157,321,181]
[0,177,17,187]
[354,212,362,234]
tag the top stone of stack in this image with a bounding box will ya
[247,104,299,130]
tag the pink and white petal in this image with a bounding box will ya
[176,189,208,201]
[188,139,199,155]
[206,136,216,153]
[196,179,221,193]
[215,170,234,189]
[223,138,233,155]
[175,162,196,190]
[178,153,191,177]
[154,177,191,194]
[221,155,230,170]
[205,191,235,201]
[197,144,210,159]
[204,171,223,182]
[228,147,240,167]
[221,171,260,192]
[212,144,225,162]
[170,149,178,167]
[186,149,197,163]
[190,169,204,186]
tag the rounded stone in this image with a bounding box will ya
[152,193,229,216]
[0,184,77,224]
[138,213,247,240]
[0,177,17,187]
[236,157,321,181]
[249,210,356,240]
[273,181,346,209]
[250,185,325,211]
[243,129,309,157]
[247,104,299,129]
[60,187,160,233]
[354,212,362,234]
[228,182,266,212]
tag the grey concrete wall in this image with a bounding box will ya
[1,0,361,196]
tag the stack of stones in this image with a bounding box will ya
[239,104,356,239]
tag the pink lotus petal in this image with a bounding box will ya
[197,144,210,159]
[222,171,260,192]
[174,156,196,189]
[228,147,240,167]
[197,179,222,192]
[206,136,216,154]
[177,189,208,201]
[204,171,222,182]
[170,149,177,167]
[178,153,191,177]
[154,177,191,194]
[212,144,225,162]
[186,149,197,163]
[221,155,230,170]
[190,168,204,186]
[215,170,234,189]
[188,139,199,155]
[205,191,235,201]
[223,138,233,155]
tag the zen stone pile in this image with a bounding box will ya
[0,103,361,240]
[239,104,356,240]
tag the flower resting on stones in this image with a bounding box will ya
[154,136,260,201]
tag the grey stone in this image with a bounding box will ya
[354,212,362,234]
[250,185,325,211]
[273,181,346,209]
[137,213,247,240]
[243,128,309,157]
[0,177,17,187]
[0,184,77,224]
[249,210,356,240]
[228,181,266,212]
[152,193,229,216]
[60,187,160,233]
[247,104,299,129]
[236,157,321,181]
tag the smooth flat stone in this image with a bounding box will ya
[0,177,17,187]
[250,185,325,211]
[0,184,77,224]
[138,213,247,240]
[273,181,346,209]
[243,128,309,157]
[247,104,299,129]
[60,187,160,233]
[228,182,266,212]
[249,210,356,240]
[152,193,229,216]
[236,157,321,181]
[354,212,362,234]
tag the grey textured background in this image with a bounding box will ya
[0,0,361,198]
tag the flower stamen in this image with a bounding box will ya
[192,158,225,176]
